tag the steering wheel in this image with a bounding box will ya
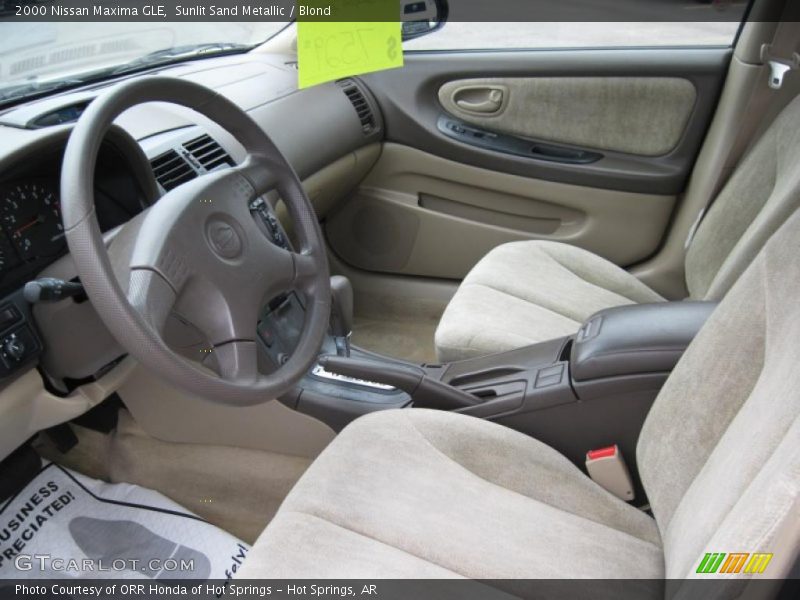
[61,77,331,406]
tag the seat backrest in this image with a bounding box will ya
[638,206,800,579]
[685,93,800,301]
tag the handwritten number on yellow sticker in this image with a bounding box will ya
[387,35,398,61]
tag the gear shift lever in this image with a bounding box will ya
[329,275,354,356]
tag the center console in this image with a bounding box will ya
[265,294,716,499]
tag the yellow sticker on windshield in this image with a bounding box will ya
[297,1,403,89]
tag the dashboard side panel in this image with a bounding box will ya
[0,360,137,462]
[117,364,336,459]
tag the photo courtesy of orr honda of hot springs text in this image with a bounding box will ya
[0,0,798,597]
[15,584,367,596]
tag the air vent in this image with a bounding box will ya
[150,150,196,191]
[340,81,376,134]
[183,134,234,171]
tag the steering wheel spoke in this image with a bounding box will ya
[293,251,324,295]
[126,268,177,334]
[232,154,281,195]
[209,340,260,383]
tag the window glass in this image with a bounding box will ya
[404,22,743,51]
[0,22,288,100]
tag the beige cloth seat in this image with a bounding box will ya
[238,409,663,580]
[239,208,800,583]
[435,93,800,361]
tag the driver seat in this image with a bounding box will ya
[238,208,800,583]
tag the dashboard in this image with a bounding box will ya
[0,48,384,466]
[0,51,381,390]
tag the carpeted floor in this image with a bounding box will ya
[352,314,440,364]
[36,411,311,544]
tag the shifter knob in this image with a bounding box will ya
[330,275,354,356]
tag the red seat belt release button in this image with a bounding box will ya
[587,445,617,460]
[585,444,635,501]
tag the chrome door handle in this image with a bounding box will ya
[454,88,504,114]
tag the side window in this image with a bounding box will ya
[404,3,748,51]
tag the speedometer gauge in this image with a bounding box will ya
[1,181,65,262]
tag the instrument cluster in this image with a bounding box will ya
[0,179,66,277]
[0,145,149,294]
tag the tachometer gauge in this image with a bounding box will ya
[1,181,65,262]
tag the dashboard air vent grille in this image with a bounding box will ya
[183,134,234,171]
[341,81,376,134]
[150,150,196,191]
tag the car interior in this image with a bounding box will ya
[0,0,799,588]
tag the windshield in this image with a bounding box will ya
[0,21,290,107]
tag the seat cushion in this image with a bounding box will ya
[435,241,664,361]
[238,409,663,583]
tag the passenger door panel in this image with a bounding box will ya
[326,143,675,278]
[325,48,729,279]
[438,76,697,157]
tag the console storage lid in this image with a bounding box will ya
[570,301,717,382]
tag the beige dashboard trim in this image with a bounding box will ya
[117,364,336,459]
[0,358,137,462]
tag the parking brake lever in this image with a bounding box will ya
[319,355,480,410]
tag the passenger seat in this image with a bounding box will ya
[435,94,800,362]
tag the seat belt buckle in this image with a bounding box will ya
[760,44,799,90]
[585,445,635,502]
